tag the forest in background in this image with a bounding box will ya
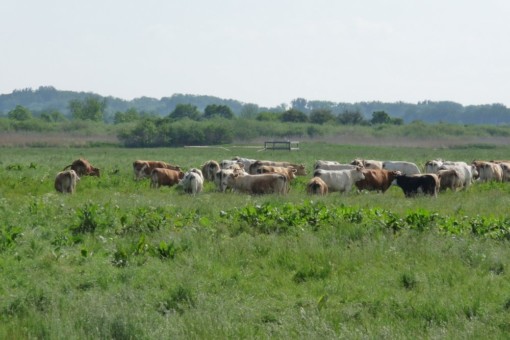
[1,86,510,125]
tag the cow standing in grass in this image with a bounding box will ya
[55,170,80,193]
[63,158,100,177]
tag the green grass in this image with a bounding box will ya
[1,143,510,338]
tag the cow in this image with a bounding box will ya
[306,177,328,196]
[472,161,503,182]
[382,161,421,175]
[256,165,297,181]
[314,160,341,169]
[249,160,307,176]
[201,160,220,181]
[437,168,463,191]
[178,171,204,195]
[312,167,365,193]
[394,173,439,197]
[315,163,357,171]
[62,158,100,177]
[219,159,243,169]
[355,169,400,193]
[225,173,288,195]
[54,170,80,194]
[150,168,185,188]
[188,168,204,181]
[440,161,478,188]
[497,162,510,182]
[214,168,247,192]
[232,157,257,171]
[133,160,181,180]
[350,158,383,170]
[424,159,444,174]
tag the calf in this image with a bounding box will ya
[55,170,80,194]
[150,168,185,188]
[313,167,365,193]
[394,174,439,197]
[355,169,400,193]
[63,158,100,177]
[226,173,288,195]
[306,177,328,196]
[179,171,204,195]
[133,160,181,180]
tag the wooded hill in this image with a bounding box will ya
[1,86,510,125]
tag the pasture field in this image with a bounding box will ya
[1,143,510,338]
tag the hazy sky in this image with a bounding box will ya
[1,1,509,108]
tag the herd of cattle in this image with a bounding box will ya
[53,156,510,198]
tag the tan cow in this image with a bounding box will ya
[63,158,100,177]
[256,165,297,181]
[306,177,328,195]
[437,168,463,191]
[249,160,307,176]
[472,161,503,182]
[133,160,181,180]
[225,173,288,195]
[55,170,80,193]
[355,169,400,193]
[214,168,248,192]
[150,168,185,188]
[497,162,510,182]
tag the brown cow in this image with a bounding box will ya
[54,170,80,193]
[306,177,328,195]
[249,160,307,176]
[437,168,463,191]
[133,160,181,180]
[63,158,100,177]
[150,168,185,188]
[226,173,288,195]
[355,169,400,193]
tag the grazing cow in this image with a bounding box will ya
[424,159,444,174]
[225,173,288,195]
[188,168,204,181]
[306,177,328,196]
[219,159,243,169]
[150,168,185,188]
[133,160,181,180]
[214,168,247,192]
[472,161,503,182]
[350,158,383,170]
[313,167,365,193]
[355,169,400,193]
[249,160,307,176]
[54,170,80,194]
[63,158,100,177]
[382,161,421,175]
[178,171,204,195]
[437,168,463,191]
[201,160,220,181]
[256,165,297,181]
[440,161,477,188]
[395,174,439,197]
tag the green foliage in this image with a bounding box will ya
[309,109,334,125]
[69,97,106,122]
[337,110,366,125]
[113,108,140,124]
[8,105,32,121]
[168,104,201,121]
[280,108,308,123]
[256,111,281,121]
[203,104,234,119]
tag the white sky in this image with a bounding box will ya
[1,0,509,108]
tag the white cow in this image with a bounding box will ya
[473,161,503,182]
[312,167,365,193]
[314,160,341,169]
[382,161,421,175]
[315,163,357,171]
[498,162,510,182]
[179,171,204,195]
[214,168,248,192]
[232,157,257,171]
[424,159,444,173]
[350,158,383,170]
[439,161,477,188]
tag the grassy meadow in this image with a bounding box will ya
[1,142,510,338]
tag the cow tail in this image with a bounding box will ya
[62,164,72,171]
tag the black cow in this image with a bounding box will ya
[394,174,439,198]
